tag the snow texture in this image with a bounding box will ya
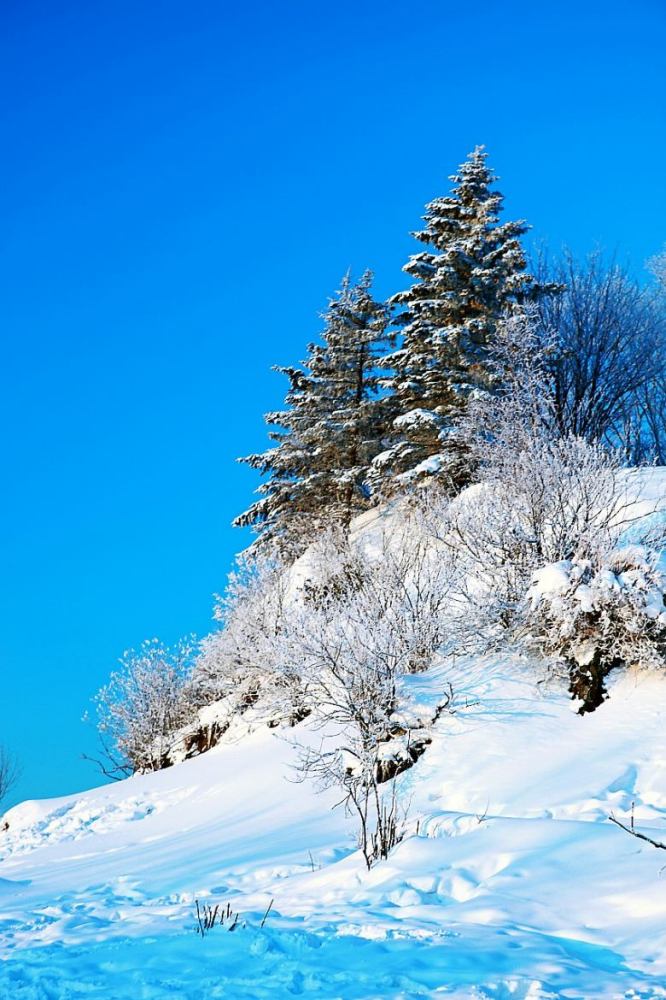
[2,656,666,998]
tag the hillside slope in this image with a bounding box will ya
[2,470,666,999]
[2,655,666,998]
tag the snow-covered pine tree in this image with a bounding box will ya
[234,271,391,554]
[373,146,559,493]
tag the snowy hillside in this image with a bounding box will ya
[2,658,666,998]
[2,474,666,999]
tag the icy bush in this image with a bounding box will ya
[282,515,462,865]
[187,514,457,863]
[524,546,666,713]
[190,551,310,726]
[94,638,198,775]
[421,312,648,650]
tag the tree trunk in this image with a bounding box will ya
[567,650,617,714]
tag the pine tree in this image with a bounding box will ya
[234,271,391,554]
[373,146,559,492]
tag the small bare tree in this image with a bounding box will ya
[291,586,409,869]
[282,523,458,867]
[0,745,20,812]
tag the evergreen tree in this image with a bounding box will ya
[234,271,391,553]
[373,146,559,492]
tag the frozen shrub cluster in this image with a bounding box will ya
[190,551,308,725]
[524,546,666,713]
[93,638,198,776]
[414,312,666,699]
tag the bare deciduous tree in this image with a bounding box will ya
[534,251,665,453]
[0,745,20,812]
[625,249,666,463]
[288,577,410,868]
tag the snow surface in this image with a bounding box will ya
[2,657,666,998]
[2,471,666,998]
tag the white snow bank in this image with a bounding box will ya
[2,655,666,997]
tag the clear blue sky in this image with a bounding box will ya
[1,0,664,809]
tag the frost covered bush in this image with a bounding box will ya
[524,546,666,713]
[189,526,420,866]
[192,510,458,737]
[190,518,455,864]
[289,551,411,868]
[305,515,457,675]
[192,553,282,704]
[432,312,643,648]
[94,638,197,775]
[425,438,635,652]
[283,518,459,865]
[192,550,312,727]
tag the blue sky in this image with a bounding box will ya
[1,0,664,809]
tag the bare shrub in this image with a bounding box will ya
[195,899,241,936]
[609,801,666,852]
[0,746,20,811]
